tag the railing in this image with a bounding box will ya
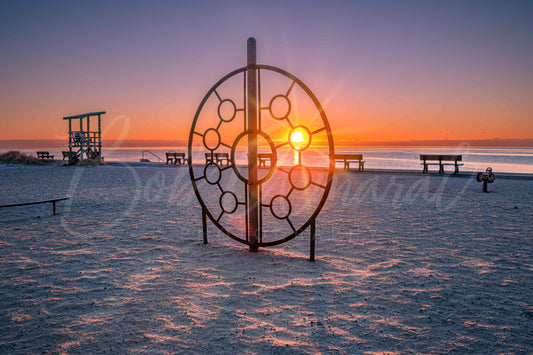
[0,197,69,215]
[141,150,164,162]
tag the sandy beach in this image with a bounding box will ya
[0,163,531,354]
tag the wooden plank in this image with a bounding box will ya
[63,111,106,120]
[420,155,462,161]
[333,154,363,160]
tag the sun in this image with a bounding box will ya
[291,131,304,145]
[289,126,311,152]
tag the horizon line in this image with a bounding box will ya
[0,138,532,149]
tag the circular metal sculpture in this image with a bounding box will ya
[188,38,334,260]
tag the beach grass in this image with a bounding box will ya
[0,151,49,165]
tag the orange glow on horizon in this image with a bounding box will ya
[1,2,532,149]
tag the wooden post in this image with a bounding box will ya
[310,218,316,261]
[53,201,56,215]
[68,119,72,164]
[98,113,102,163]
[247,37,259,252]
[87,115,91,160]
[202,207,208,244]
[79,117,84,163]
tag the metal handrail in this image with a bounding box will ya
[141,150,164,162]
[0,197,69,215]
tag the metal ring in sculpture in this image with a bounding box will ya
[188,64,334,247]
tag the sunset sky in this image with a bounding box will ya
[1,0,532,145]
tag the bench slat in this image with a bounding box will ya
[420,155,462,161]
[333,154,363,160]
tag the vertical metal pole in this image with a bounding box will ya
[53,201,57,215]
[247,37,259,252]
[202,207,208,243]
[310,218,316,261]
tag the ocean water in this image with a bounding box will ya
[9,146,533,174]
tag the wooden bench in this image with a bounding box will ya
[332,154,365,171]
[0,197,69,215]
[258,153,273,168]
[37,151,54,160]
[166,152,186,165]
[205,152,230,166]
[420,155,463,174]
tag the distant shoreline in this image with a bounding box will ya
[0,138,532,149]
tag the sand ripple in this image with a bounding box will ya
[0,165,531,353]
